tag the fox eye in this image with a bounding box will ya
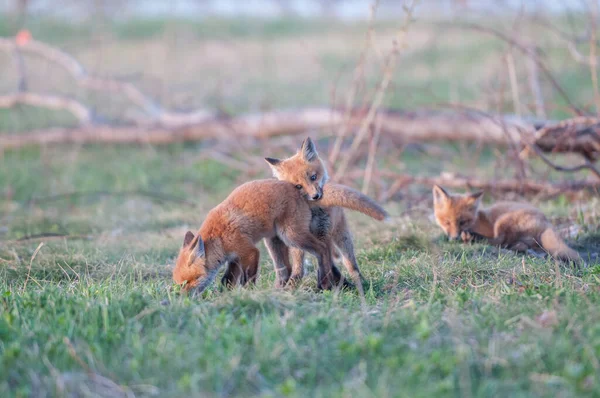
[295,184,302,190]
[310,174,317,181]
[459,220,468,227]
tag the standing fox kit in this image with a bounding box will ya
[432,185,581,263]
[265,138,388,286]
[173,179,389,294]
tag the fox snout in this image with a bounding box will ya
[307,186,323,201]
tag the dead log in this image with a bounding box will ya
[376,172,600,202]
[1,109,599,161]
[0,108,542,148]
[529,117,600,161]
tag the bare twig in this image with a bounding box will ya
[565,41,594,65]
[456,22,583,115]
[526,45,546,119]
[26,190,197,207]
[333,0,418,180]
[525,142,600,180]
[328,0,379,165]
[506,51,522,117]
[590,1,600,115]
[0,37,215,126]
[12,45,27,92]
[362,114,383,194]
[17,233,70,242]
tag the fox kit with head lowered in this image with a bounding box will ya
[432,185,581,263]
[173,179,390,294]
[264,138,389,287]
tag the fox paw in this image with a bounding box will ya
[284,274,303,289]
[461,231,474,244]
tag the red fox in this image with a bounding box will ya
[264,138,389,287]
[432,185,581,263]
[173,179,389,294]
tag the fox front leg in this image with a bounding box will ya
[460,230,473,244]
[460,230,487,244]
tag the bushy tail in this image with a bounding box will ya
[320,183,389,221]
[540,227,582,264]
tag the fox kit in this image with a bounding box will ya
[432,185,581,263]
[173,179,389,294]
[265,138,388,286]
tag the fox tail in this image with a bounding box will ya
[539,227,582,264]
[319,183,389,221]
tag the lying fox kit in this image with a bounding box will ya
[173,179,390,295]
[265,137,388,287]
[432,185,581,263]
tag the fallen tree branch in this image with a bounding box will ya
[26,190,198,207]
[1,109,598,160]
[377,172,600,202]
[0,92,92,123]
[525,141,600,180]
[0,37,215,126]
[0,108,531,149]
[529,116,600,161]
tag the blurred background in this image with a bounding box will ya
[3,3,600,396]
[0,0,599,242]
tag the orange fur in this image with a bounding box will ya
[264,138,388,286]
[174,179,388,295]
[432,185,581,263]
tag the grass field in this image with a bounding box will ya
[2,10,600,398]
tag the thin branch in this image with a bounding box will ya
[525,142,600,180]
[16,233,88,242]
[375,172,600,202]
[328,0,379,165]
[0,92,92,123]
[456,22,584,116]
[530,15,598,46]
[362,114,383,194]
[566,40,597,65]
[12,45,27,92]
[26,190,197,207]
[0,37,215,126]
[333,0,418,180]
[526,45,546,119]
[590,1,600,116]
[506,51,522,117]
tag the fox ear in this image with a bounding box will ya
[432,185,449,205]
[300,137,318,161]
[466,191,483,206]
[195,235,205,258]
[264,157,281,166]
[183,231,195,247]
[265,157,282,178]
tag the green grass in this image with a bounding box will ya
[1,12,600,397]
[1,143,599,397]
[2,230,600,397]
